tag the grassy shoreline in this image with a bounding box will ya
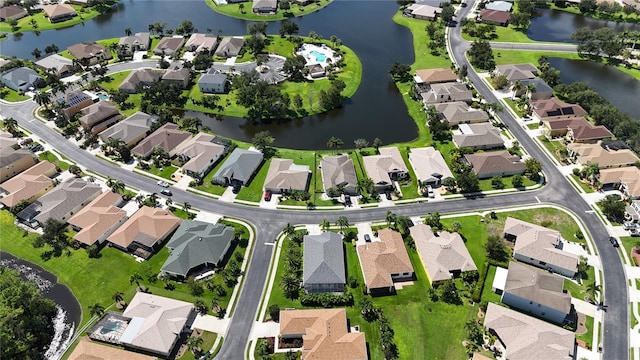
[204,0,332,21]
[0,5,103,33]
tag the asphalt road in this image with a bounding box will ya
[0,13,628,358]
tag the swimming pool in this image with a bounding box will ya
[96,93,109,101]
[100,321,122,334]
[309,50,326,63]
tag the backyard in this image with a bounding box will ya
[205,0,332,21]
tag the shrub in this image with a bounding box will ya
[269,304,280,322]
[299,291,354,307]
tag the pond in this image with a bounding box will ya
[0,251,81,360]
[528,8,640,43]
[0,0,417,149]
[548,57,640,119]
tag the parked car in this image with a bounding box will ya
[264,190,272,201]
[609,236,619,247]
[385,191,392,200]
[232,183,241,194]
[28,144,43,152]
[364,234,371,242]
[344,195,352,207]
[160,189,172,196]
[157,180,169,188]
[427,185,435,198]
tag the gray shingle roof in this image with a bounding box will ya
[214,37,245,57]
[213,148,263,184]
[98,111,158,145]
[303,232,346,285]
[161,221,235,278]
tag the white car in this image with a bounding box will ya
[157,180,169,188]
[427,185,435,198]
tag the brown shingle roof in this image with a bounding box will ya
[532,98,588,120]
[78,101,122,129]
[0,161,56,208]
[599,166,640,198]
[264,158,310,192]
[568,141,640,168]
[0,5,27,20]
[545,117,613,141]
[43,4,76,19]
[131,123,191,158]
[68,338,155,360]
[279,308,367,360]
[480,9,511,24]
[106,206,181,249]
[415,68,457,84]
[68,191,127,246]
[357,228,413,290]
[67,43,108,60]
[465,150,525,178]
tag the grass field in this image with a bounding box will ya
[462,25,539,43]
[178,331,218,360]
[39,151,72,170]
[205,0,332,21]
[0,5,100,33]
[538,135,568,163]
[1,88,30,102]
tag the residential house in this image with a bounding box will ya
[403,3,442,20]
[106,206,182,258]
[153,36,185,56]
[531,97,588,122]
[43,4,77,23]
[118,32,151,56]
[215,37,245,57]
[172,133,227,178]
[68,191,127,246]
[0,5,27,21]
[408,147,454,187]
[479,9,511,26]
[484,303,575,360]
[161,66,191,89]
[420,82,473,105]
[57,91,94,118]
[434,101,489,126]
[625,200,640,232]
[502,262,573,324]
[464,150,525,179]
[0,161,57,208]
[279,308,367,360]
[198,68,228,93]
[495,63,537,83]
[306,63,325,78]
[413,68,457,95]
[35,54,75,78]
[67,43,112,66]
[0,147,37,183]
[503,217,578,277]
[161,221,235,279]
[453,123,504,151]
[515,78,553,100]
[78,101,123,134]
[320,154,358,195]
[263,158,310,194]
[362,147,409,191]
[98,111,158,148]
[119,293,194,357]
[485,0,513,11]
[213,148,264,187]
[16,177,102,228]
[599,167,640,199]
[0,67,44,91]
[131,123,191,159]
[542,117,612,142]
[0,131,17,149]
[68,339,155,360]
[303,232,346,294]
[185,33,218,53]
[252,0,278,14]
[118,68,163,94]
[567,140,640,169]
[409,223,477,285]
[357,228,414,294]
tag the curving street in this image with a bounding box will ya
[0,4,629,358]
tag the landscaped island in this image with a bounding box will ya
[205,0,333,21]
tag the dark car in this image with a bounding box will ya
[344,195,352,207]
[232,183,241,194]
[160,189,172,196]
[29,144,43,152]
[609,236,619,247]
[364,234,371,242]
[264,190,272,201]
[385,191,392,200]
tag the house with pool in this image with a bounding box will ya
[295,43,340,79]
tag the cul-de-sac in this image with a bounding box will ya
[1,0,640,359]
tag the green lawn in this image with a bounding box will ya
[0,5,101,33]
[144,164,178,180]
[481,265,502,304]
[462,24,538,43]
[621,236,640,266]
[0,88,30,102]
[550,2,640,24]
[503,98,526,117]
[493,50,581,66]
[178,331,218,360]
[570,174,595,194]
[235,159,270,202]
[39,151,72,170]
[205,0,332,21]
[576,314,594,350]
[170,207,196,220]
[392,12,452,70]
[0,210,250,329]
[538,135,567,163]
[195,153,234,196]
[527,122,540,130]
[563,266,595,299]
[399,147,421,199]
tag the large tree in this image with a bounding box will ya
[0,268,57,360]
[282,55,307,81]
[468,40,495,71]
[252,131,275,152]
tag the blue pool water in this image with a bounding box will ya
[96,93,109,101]
[310,50,326,63]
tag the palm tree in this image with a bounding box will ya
[585,281,601,304]
[112,291,125,308]
[385,211,397,228]
[281,273,300,298]
[124,27,132,36]
[1,118,19,136]
[511,80,523,100]
[335,216,349,234]
[129,272,143,286]
[187,336,204,354]
[166,197,173,208]
[33,91,52,110]
[182,201,191,213]
[88,303,105,318]
[211,296,220,312]
[283,223,295,236]
[147,192,159,207]
[326,136,344,153]
[135,194,145,207]
[194,299,207,314]
[320,219,331,231]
